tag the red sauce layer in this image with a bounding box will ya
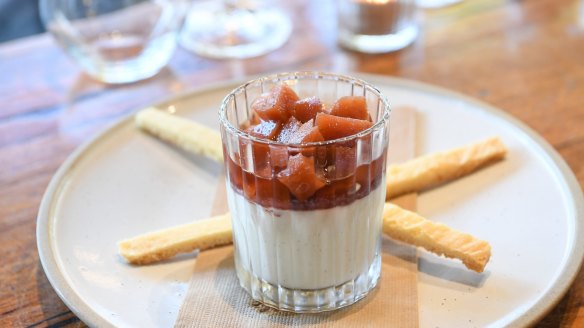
[226,150,386,211]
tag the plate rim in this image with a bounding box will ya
[36,73,584,328]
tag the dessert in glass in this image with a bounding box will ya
[219,72,391,312]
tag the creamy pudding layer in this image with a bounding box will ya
[229,183,385,290]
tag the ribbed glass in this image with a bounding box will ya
[219,72,391,313]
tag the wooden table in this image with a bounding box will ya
[1,0,582,326]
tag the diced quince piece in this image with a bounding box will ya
[329,96,369,120]
[356,165,371,192]
[239,139,287,179]
[287,121,325,144]
[302,126,325,143]
[332,146,357,179]
[313,175,356,206]
[248,120,281,140]
[268,144,289,169]
[249,112,261,125]
[293,97,323,123]
[255,177,291,207]
[277,117,302,143]
[251,84,299,122]
[226,152,243,190]
[315,113,373,140]
[277,154,326,201]
[242,171,256,199]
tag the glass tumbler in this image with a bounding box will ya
[179,0,292,59]
[338,0,418,54]
[40,0,188,84]
[219,72,391,312]
[417,0,463,9]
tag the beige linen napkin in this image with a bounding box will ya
[175,108,419,327]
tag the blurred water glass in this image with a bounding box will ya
[40,0,188,84]
[179,0,292,59]
[338,0,418,54]
[417,0,463,9]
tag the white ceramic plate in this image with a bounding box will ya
[37,75,584,328]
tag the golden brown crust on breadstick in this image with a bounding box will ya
[135,108,224,163]
[135,110,506,200]
[386,137,507,199]
[383,203,491,272]
[118,213,232,265]
[119,207,491,272]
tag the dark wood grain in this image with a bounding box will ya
[1,0,583,326]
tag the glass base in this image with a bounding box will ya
[338,25,418,54]
[179,2,292,59]
[63,31,176,84]
[235,253,381,313]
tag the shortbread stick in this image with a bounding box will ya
[118,213,232,265]
[135,107,224,162]
[135,110,506,200]
[386,137,507,199]
[119,206,491,272]
[383,203,491,272]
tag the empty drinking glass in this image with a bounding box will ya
[179,0,292,59]
[40,0,188,84]
[417,0,463,9]
[338,0,418,54]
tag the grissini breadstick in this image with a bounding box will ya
[135,109,507,200]
[118,205,491,272]
[135,107,224,162]
[129,110,495,270]
[118,213,232,265]
[386,137,507,199]
[383,203,491,272]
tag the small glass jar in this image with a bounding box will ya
[219,72,391,312]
